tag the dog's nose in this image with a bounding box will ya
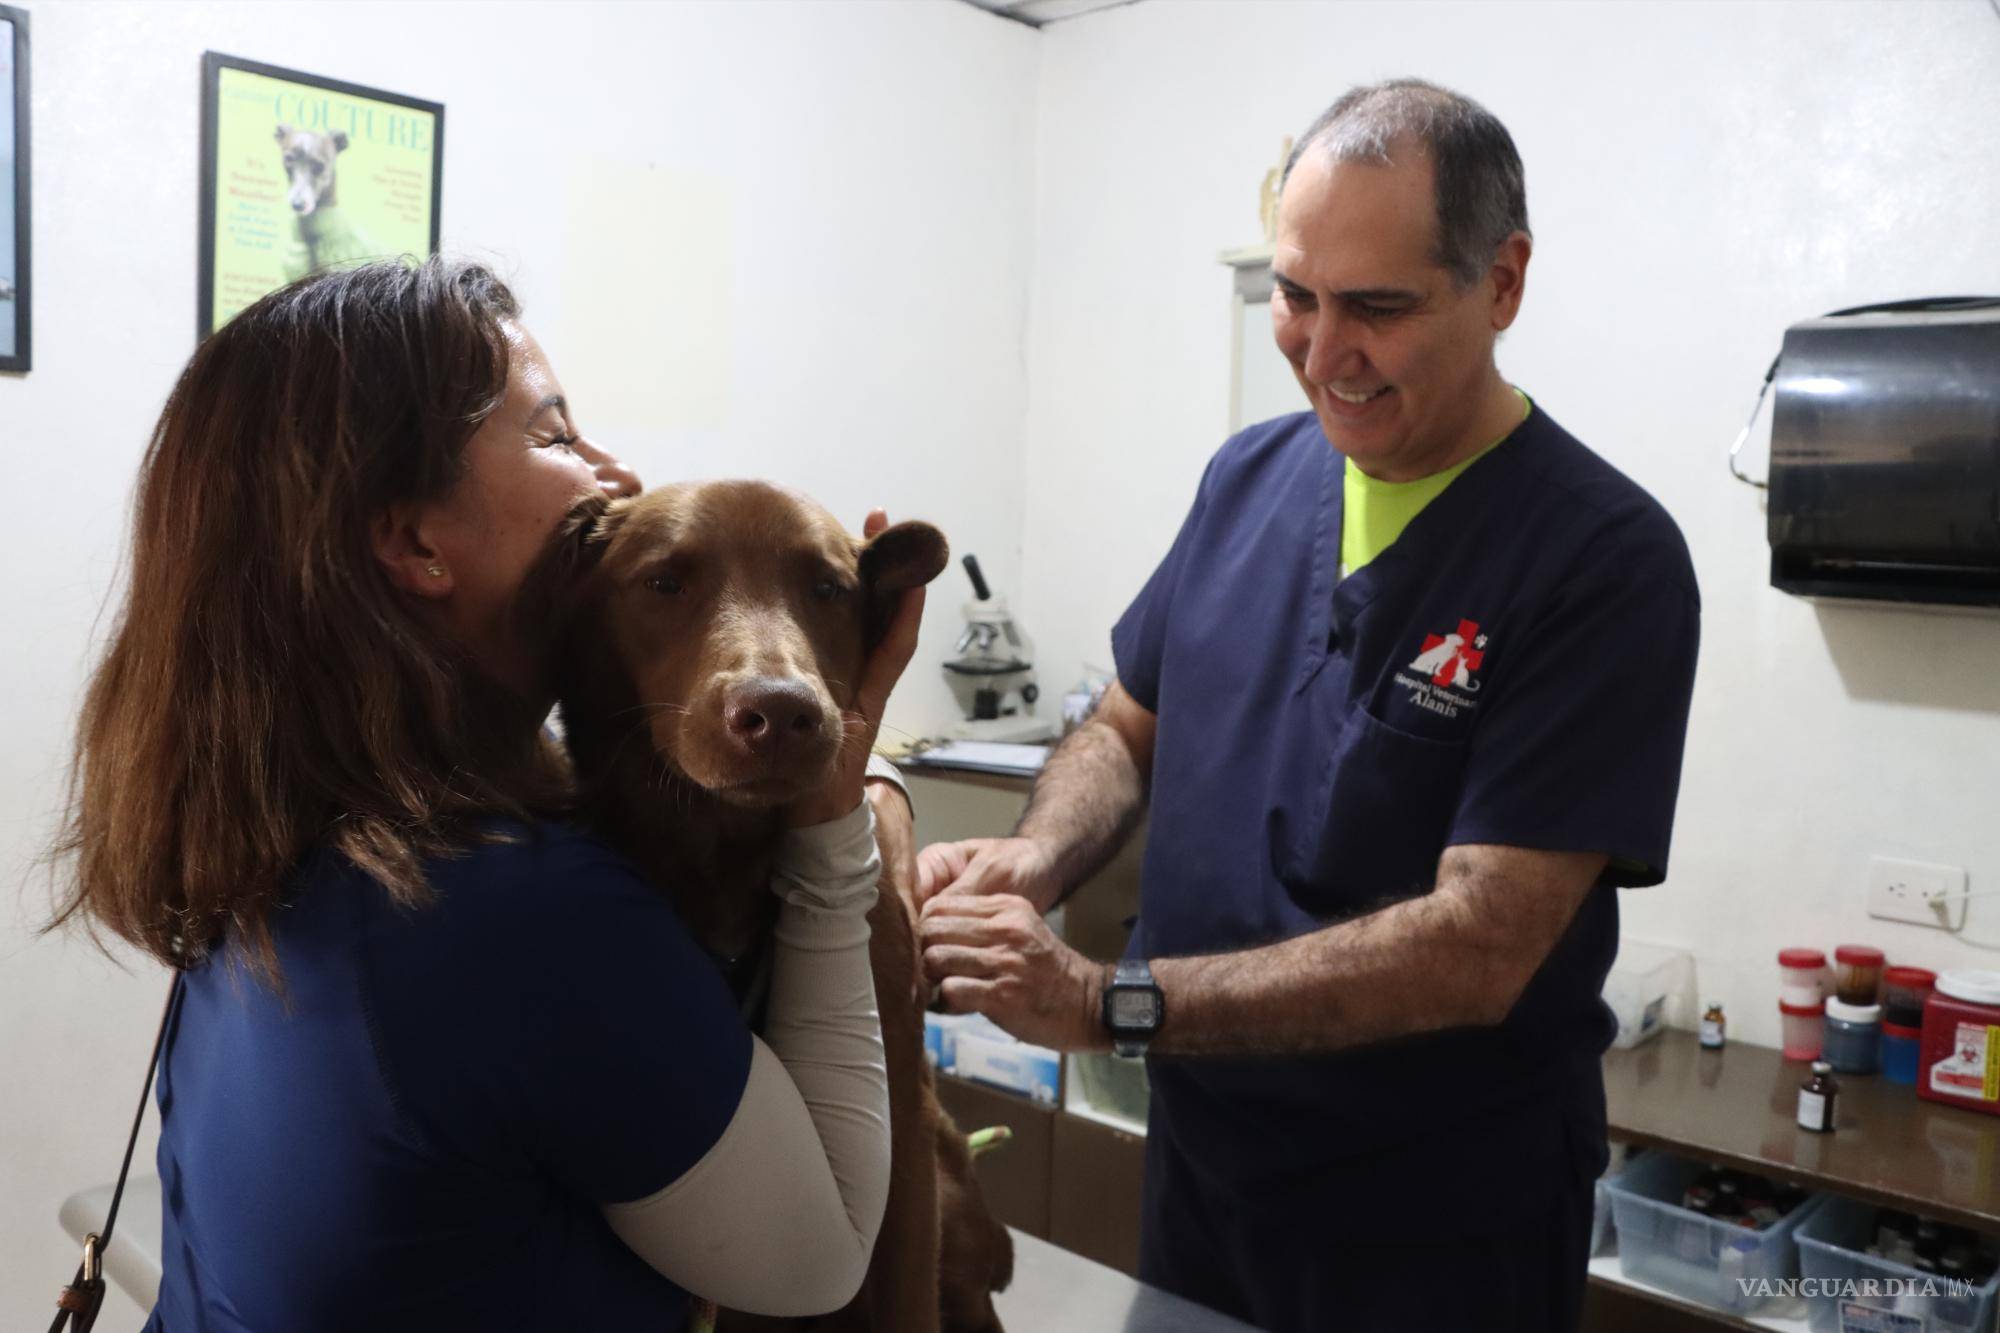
[724,679,823,755]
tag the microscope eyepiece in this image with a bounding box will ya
[961,554,993,601]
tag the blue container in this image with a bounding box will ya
[1823,1000,1881,1075]
[1882,1025,1922,1085]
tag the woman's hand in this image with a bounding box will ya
[787,509,925,828]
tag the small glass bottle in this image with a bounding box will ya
[1700,1001,1727,1049]
[1797,1060,1838,1133]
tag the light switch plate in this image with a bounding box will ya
[1867,856,1967,931]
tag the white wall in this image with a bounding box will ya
[0,1,1035,1325]
[1018,0,2000,1050]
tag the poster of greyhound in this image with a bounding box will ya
[0,4,28,373]
[197,53,443,337]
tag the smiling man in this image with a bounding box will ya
[915,80,1701,1332]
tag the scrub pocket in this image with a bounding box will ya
[1276,704,1468,911]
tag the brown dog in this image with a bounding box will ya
[541,480,1013,1333]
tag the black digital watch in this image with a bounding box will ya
[1101,959,1165,1059]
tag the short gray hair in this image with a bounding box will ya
[1282,78,1529,289]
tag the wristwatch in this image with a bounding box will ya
[1101,959,1165,1059]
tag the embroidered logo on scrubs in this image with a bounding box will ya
[1409,620,1486,689]
[1392,620,1490,722]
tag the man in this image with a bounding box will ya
[915,79,1700,1332]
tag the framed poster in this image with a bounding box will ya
[198,52,443,337]
[0,4,28,373]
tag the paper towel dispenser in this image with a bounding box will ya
[1766,301,2000,607]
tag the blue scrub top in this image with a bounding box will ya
[1113,404,1699,1223]
[145,820,752,1332]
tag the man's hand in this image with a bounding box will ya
[914,836,1060,914]
[919,893,1112,1052]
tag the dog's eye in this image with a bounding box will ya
[813,579,850,602]
[645,574,684,596]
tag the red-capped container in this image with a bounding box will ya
[1779,948,1828,1008]
[1881,966,1936,1028]
[1780,999,1826,1062]
[1834,945,1886,1005]
[1917,971,2000,1116]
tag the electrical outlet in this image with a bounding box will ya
[1867,857,1968,931]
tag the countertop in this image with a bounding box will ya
[1603,1029,2000,1233]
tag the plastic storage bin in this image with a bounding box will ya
[1592,1145,1640,1259]
[1066,1050,1150,1130]
[1602,1152,1823,1315]
[1604,941,1691,1050]
[1796,1195,2000,1333]
[1591,1180,1616,1258]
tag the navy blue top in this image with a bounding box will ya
[1113,404,1700,1231]
[144,821,752,1332]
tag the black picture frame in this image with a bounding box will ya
[0,4,29,374]
[196,51,444,339]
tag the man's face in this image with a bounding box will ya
[1271,144,1521,481]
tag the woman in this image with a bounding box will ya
[52,257,916,1330]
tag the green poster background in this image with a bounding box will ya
[209,66,436,329]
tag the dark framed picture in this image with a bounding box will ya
[197,52,443,337]
[0,3,29,373]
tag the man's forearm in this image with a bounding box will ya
[1145,846,1604,1057]
[1011,718,1147,913]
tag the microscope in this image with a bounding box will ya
[942,554,1056,744]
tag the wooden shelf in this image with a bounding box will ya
[1604,1031,2000,1234]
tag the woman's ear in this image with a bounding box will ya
[371,504,454,598]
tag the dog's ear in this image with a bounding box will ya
[274,123,292,143]
[858,520,949,647]
[515,493,630,628]
[331,130,350,154]
[517,495,632,709]
[564,492,630,575]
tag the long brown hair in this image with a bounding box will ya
[50,257,565,977]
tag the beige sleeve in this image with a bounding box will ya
[863,751,910,805]
[601,800,891,1315]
